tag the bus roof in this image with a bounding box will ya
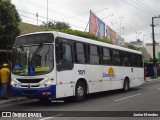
[18,31,142,54]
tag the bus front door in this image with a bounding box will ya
[56,42,74,98]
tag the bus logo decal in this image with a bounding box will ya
[103,67,117,78]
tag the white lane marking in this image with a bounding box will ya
[39,114,63,120]
[114,93,142,102]
[39,117,53,120]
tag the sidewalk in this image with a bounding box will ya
[0,97,28,105]
[145,77,160,82]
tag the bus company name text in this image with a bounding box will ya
[103,73,117,78]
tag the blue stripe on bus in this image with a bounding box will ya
[11,85,56,99]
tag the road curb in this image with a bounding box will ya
[145,79,160,82]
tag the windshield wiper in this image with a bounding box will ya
[34,43,43,54]
[30,43,43,67]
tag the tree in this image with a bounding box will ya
[0,0,21,49]
[41,20,70,30]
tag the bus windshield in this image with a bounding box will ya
[12,44,54,76]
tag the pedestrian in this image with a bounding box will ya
[154,66,158,79]
[0,63,10,100]
[144,67,148,80]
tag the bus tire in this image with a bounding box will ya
[75,81,87,102]
[123,79,129,92]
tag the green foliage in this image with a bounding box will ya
[157,51,160,61]
[0,0,21,49]
[57,29,112,44]
[149,57,159,62]
[41,20,70,30]
[127,44,139,51]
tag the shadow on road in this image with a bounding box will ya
[14,88,141,107]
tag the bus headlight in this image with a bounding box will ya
[43,79,52,87]
[11,80,16,87]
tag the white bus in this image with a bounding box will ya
[11,31,144,101]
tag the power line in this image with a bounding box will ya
[43,0,109,20]
[20,14,44,22]
[19,11,87,30]
[18,9,53,21]
[121,0,154,16]
[19,0,71,17]
[17,9,89,29]
[135,0,160,14]
[104,1,154,37]
[43,0,89,15]
[18,0,87,23]
[130,0,158,15]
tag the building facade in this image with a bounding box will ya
[145,43,160,59]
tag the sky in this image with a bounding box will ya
[11,0,160,44]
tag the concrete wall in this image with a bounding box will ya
[145,43,160,59]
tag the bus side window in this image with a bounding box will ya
[131,54,137,67]
[137,55,143,67]
[74,42,87,64]
[123,52,129,67]
[89,45,99,65]
[112,49,121,66]
[102,48,111,65]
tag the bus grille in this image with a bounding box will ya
[22,90,38,95]
[21,84,39,88]
[17,78,43,83]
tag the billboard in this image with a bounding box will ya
[106,26,117,45]
[89,11,106,38]
[117,35,124,47]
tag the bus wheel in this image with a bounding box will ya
[75,81,87,102]
[123,79,129,92]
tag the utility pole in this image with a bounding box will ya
[36,13,38,26]
[122,27,124,38]
[119,17,123,36]
[138,32,141,39]
[47,0,48,28]
[151,15,160,78]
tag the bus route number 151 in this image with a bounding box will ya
[78,70,85,75]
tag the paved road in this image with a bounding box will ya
[1,80,160,120]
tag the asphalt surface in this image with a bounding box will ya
[0,79,160,120]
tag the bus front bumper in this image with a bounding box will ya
[11,85,56,99]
